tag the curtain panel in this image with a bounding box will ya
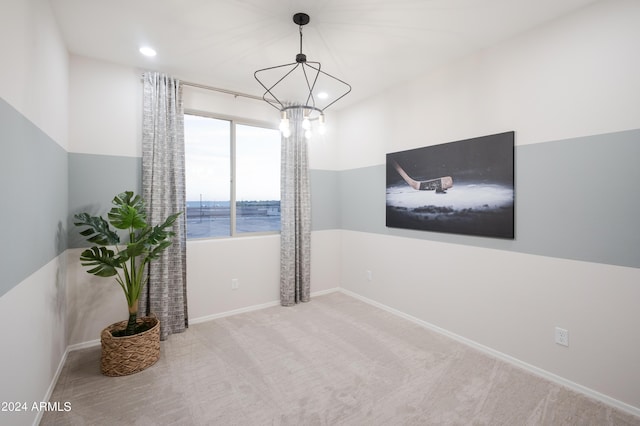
[280,106,311,306]
[141,71,188,340]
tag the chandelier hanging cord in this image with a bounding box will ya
[298,23,304,60]
[294,13,319,109]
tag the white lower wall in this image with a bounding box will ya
[187,230,341,322]
[64,228,640,413]
[0,257,68,426]
[67,230,341,343]
[340,231,640,410]
[187,235,281,320]
[66,249,127,347]
[310,230,342,294]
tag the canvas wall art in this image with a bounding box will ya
[386,131,514,239]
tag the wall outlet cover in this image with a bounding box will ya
[555,327,569,347]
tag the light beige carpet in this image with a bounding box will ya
[42,292,639,425]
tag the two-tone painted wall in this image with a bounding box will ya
[1,1,639,426]
[179,0,640,411]
[0,1,69,425]
[64,55,343,344]
[334,0,640,412]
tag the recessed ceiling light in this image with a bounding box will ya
[139,46,157,57]
[317,92,329,99]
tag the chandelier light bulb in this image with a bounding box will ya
[305,129,312,139]
[302,110,311,130]
[282,128,291,138]
[318,113,326,135]
[279,111,290,133]
[279,118,290,133]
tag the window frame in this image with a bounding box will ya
[184,108,281,240]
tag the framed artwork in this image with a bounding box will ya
[386,131,514,239]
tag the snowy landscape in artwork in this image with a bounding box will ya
[386,131,515,239]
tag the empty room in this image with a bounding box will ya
[1,0,639,425]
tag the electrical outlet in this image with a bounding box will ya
[231,278,239,290]
[555,327,569,347]
[366,270,373,282]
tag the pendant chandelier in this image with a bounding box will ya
[254,13,351,139]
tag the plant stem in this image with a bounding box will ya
[125,313,137,336]
[125,301,138,336]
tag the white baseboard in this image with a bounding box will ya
[68,338,101,352]
[190,300,281,324]
[190,287,339,324]
[338,288,640,419]
[310,287,341,297]
[34,347,70,426]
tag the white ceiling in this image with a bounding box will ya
[50,0,598,109]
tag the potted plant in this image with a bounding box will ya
[74,191,181,376]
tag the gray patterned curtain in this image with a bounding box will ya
[141,71,188,340]
[280,106,311,306]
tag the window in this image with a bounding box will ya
[184,113,280,239]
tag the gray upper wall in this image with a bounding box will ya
[310,169,340,231]
[64,129,640,270]
[68,153,142,248]
[4,100,637,299]
[335,129,640,269]
[0,98,69,298]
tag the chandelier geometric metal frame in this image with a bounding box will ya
[254,13,351,138]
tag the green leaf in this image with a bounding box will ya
[79,247,121,277]
[147,240,172,262]
[147,212,180,243]
[74,213,120,246]
[75,191,183,306]
[124,241,147,259]
[108,191,147,230]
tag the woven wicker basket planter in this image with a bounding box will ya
[100,315,160,377]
